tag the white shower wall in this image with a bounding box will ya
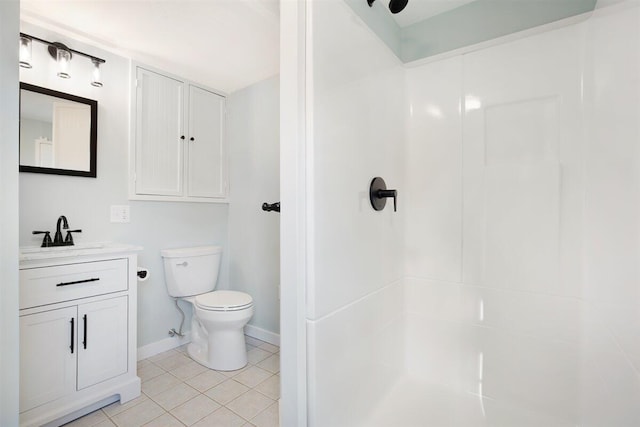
[404,2,640,425]
[308,0,640,426]
[306,1,405,425]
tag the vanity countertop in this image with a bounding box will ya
[20,242,143,263]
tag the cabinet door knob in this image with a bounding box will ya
[190,137,195,141]
[180,135,185,140]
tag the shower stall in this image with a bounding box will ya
[281,0,640,425]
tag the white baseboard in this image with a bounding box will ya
[137,325,280,361]
[244,324,280,346]
[137,332,192,361]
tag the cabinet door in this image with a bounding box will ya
[135,67,185,196]
[20,306,77,412]
[77,296,128,390]
[187,85,227,198]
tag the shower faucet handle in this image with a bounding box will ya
[369,177,398,212]
[377,189,397,212]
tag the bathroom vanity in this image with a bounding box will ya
[18,244,141,427]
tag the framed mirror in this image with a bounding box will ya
[19,82,97,177]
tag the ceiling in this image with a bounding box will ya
[20,0,280,94]
[21,0,594,90]
[388,0,477,28]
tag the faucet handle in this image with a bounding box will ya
[369,177,398,212]
[33,231,53,247]
[64,229,82,245]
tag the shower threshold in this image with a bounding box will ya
[366,376,573,427]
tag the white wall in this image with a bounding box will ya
[306,1,406,425]
[404,2,640,424]
[18,22,231,348]
[227,76,280,336]
[0,1,20,424]
[582,3,640,423]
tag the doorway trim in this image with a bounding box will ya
[279,0,309,425]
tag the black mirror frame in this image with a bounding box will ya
[19,82,98,178]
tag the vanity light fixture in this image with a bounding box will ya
[19,35,32,69]
[19,32,106,87]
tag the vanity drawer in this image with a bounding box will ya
[20,259,128,309]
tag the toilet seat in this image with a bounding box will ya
[195,290,253,312]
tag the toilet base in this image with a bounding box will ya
[177,297,253,371]
[187,330,249,371]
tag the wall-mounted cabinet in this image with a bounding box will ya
[130,65,228,202]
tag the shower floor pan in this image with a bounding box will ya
[366,376,572,427]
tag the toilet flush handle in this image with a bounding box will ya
[176,261,188,267]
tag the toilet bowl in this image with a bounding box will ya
[161,246,253,371]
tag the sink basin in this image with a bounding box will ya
[20,242,105,254]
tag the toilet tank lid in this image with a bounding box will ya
[161,246,222,258]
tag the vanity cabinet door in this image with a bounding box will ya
[187,85,227,198]
[77,296,128,390]
[19,306,77,413]
[135,67,185,196]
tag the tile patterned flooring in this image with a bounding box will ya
[64,336,280,427]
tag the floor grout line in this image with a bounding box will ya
[64,335,279,427]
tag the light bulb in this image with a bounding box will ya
[91,59,103,87]
[19,36,32,69]
[56,48,71,79]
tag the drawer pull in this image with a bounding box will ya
[56,277,100,287]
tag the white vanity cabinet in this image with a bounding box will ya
[130,65,228,202]
[19,246,141,427]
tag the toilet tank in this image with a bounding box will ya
[161,246,222,297]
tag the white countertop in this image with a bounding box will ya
[19,242,143,262]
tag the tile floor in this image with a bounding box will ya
[64,336,280,427]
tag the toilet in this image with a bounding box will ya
[161,245,254,371]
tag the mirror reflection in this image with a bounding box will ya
[19,83,97,177]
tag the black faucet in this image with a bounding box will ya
[53,215,69,245]
[32,215,82,248]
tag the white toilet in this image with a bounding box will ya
[161,245,254,371]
